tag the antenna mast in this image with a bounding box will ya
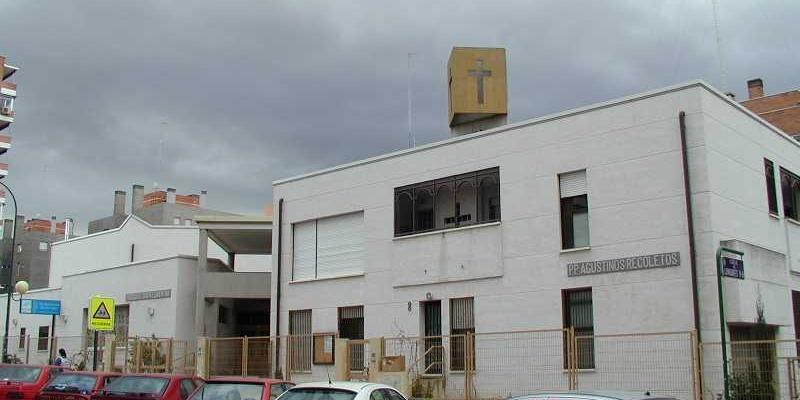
[407,53,415,148]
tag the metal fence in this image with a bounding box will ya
[0,335,194,374]
[207,336,272,377]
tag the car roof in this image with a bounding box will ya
[207,376,290,384]
[292,381,394,392]
[58,371,121,377]
[117,373,198,379]
[514,391,675,400]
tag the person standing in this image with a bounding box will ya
[53,348,72,369]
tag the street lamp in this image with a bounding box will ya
[0,181,19,362]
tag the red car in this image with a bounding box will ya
[189,377,294,400]
[90,374,203,400]
[0,364,66,400]
[37,371,121,400]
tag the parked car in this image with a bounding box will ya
[37,371,121,400]
[510,392,679,400]
[90,374,203,400]
[189,377,294,400]
[0,364,66,400]
[278,382,407,400]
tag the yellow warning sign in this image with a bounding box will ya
[89,296,115,331]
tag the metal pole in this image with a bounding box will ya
[93,331,99,371]
[716,246,743,400]
[1,181,18,362]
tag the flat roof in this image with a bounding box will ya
[273,80,797,186]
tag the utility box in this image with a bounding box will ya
[448,47,508,135]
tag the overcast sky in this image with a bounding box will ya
[0,0,798,233]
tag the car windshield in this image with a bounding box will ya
[279,388,357,400]
[189,382,264,400]
[44,374,97,393]
[103,376,169,395]
[0,366,42,383]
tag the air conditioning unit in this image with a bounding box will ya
[0,107,10,116]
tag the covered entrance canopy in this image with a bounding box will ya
[194,215,272,336]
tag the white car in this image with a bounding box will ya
[277,382,407,400]
[511,392,678,400]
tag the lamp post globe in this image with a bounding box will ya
[14,280,28,296]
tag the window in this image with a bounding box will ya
[339,306,365,371]
[179,379,196,400]
[450,297,475,371]
[394,167,500,236]
[289,309,312,372]
[37,326,49,351]
[765,159,779,215]
[781,167,800,220]
[38,242,48,252]
[184,219,192,226]
[173,217,181,225]
[0,95,14,114]
[292,212,365,281]
[563,288,594,369]
[764,158,778,215]
[18,327,25,349]
[115,305,130,340]
[218,305,229,324]
[559,170,589,249]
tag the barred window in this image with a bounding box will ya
[394,167,500,237]
[289,309,312,372]
[765,159,779,215]
[563,288,594,369]
[450,297,475,372]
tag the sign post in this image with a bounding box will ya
[19,299,61,362]
[88,296,115,371]
[716,247,744,400]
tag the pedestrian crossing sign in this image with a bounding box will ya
[89,296,115,331]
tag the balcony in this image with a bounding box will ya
[2,64,18,80]
[0,95,14,128]
[0,135,11,155]
[0,81,16,97]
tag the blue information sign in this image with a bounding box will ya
[722,253,745,279]
[20,299,61,315]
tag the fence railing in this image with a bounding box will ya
[9,330,800,400]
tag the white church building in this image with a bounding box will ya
[269,73,800,397]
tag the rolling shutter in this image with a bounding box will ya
[292,220,317,280]
[559,170,587,198]
[317,212,365,278]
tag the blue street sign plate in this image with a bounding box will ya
[20,299,61,315]
[722,253,744,279]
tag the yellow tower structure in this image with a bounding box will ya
[448,47,508,136]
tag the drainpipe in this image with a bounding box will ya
[679,111,702,341]
[274,198,284,377]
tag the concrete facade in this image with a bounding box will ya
[269,81,800,389]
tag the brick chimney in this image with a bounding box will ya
[748,78,764,99]
[132,184,144,211]
[166,188,176,204]
[113,190,126,216]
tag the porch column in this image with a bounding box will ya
[195,228,208,336]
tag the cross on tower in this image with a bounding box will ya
[468,59,492,104]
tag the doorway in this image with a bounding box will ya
[422,300,442,375]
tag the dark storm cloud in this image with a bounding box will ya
[0,0,798,232]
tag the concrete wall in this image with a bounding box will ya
[49,215,227,288]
